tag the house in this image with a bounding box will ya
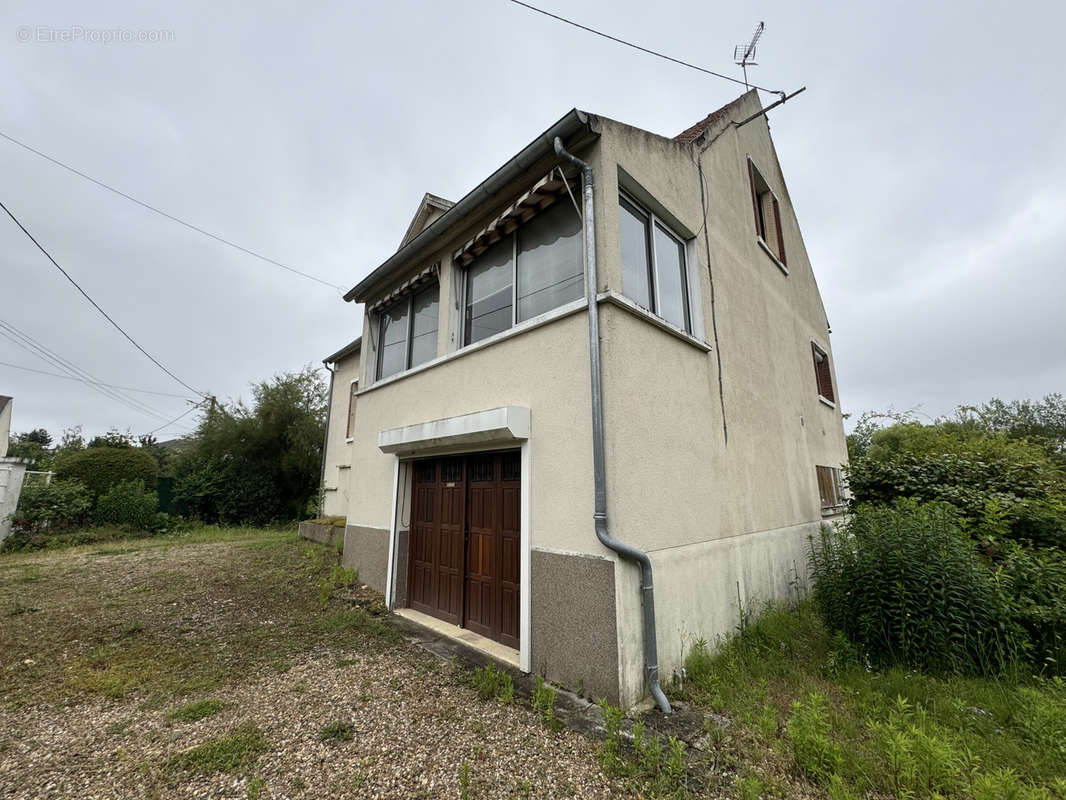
[320,91,848,710]
[0,396,29,543]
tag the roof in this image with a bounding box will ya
[398,193,454,250]
[323,336,362,365]
[343,108,594,303]
[674,91,757,144]
[342,93,759,306]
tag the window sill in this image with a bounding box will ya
[818,396,836,409]
[345,437,354,444]
[338,464,351,470]
[821,506,846,518]
[358,298,588,397]
[597,290,712,353]
[756,237,789,275]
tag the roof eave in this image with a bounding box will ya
[344,108,593,303]
[323,336,362,365]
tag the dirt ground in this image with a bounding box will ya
[0,529,628,799]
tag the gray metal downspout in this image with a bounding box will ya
[318,363,335,515]
[553,136,672,715]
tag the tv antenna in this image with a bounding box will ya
[733,21,765,90]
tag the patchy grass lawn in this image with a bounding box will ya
[0,527,623,799]
[672,602,1066,800]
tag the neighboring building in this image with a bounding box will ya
[0,396,29,543]
[320,91,847,709]
[321,337,361,518]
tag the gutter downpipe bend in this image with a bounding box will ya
[553,136,671,715]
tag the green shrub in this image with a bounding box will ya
[95,480,159,530]
[54,446,158,502]
[786,692,844,784]
[469,664,514,703]
[8,478,92,534]
[996,545,1066,672]
[530,675,559,729]
[809,500,1022,675]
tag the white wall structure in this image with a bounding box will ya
[0,396,28,543]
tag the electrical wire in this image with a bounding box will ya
[0,359,195,399]
[141,400,205,437]
[0,198,206,398]
[0,318,176,422]
[508,0,784,95]
[0,130,347,291]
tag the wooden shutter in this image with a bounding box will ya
[812,343,835,403]
[772,195,786,266]
[747,159,761,236]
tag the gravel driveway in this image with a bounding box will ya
[0,529,627,799]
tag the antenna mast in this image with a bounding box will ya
[733,21,765,90]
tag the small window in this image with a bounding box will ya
[816,465,845,513]
[618,192,692,333]
[375,281,440,380]
[747,158,787,268]
[464,197,583,346]
[345,381,358,439]
[811,342,835,404]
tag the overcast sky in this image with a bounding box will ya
[1,0,1063,441]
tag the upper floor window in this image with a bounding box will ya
[811,341,835,404]
[618,191,692,333]
[747,158,787,270]
[376,281,440,380]
[464,199,583,345]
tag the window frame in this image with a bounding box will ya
[618,189,693,334]
[461,198,584,347]
[344,379,358,442]
[747,157,788,273]
[811,340,835,407]
[374,280,440,381]
[816,465,846,515]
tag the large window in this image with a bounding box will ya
[464,199,582,346]
[619,192,692,333]
[375,282,440,380]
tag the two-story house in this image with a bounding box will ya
[321,91,847,711]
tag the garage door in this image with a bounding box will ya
[407,450,520,649]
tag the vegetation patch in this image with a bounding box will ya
[167,722,268,774]
[318,721,356,743]
[167,698,226,722]
[676,602,1066,799]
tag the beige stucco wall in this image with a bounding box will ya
[333,94,846,707]
[592,95,848,706]
[322,353,360,518]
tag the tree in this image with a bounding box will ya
[173,367,327,525]
[54,446,159,501]
[18,428,52,447]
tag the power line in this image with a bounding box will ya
[0,130,346,291]
[142,399,205,437]
[0,198,206,398]
[0,319,176,422]
[507,0,784,96]
[0,359,195,399]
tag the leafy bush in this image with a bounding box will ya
[996,546,1066,673]
[173,368,326,525]
[847,452,1066,548]
[9,478,92,533]
[787,692,844,783]
[95,480,159,530]
[54,446,158,502]
[810,501,1022,675]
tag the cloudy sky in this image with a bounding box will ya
[1,0,1063,440]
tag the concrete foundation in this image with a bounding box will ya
[343,524,390,592]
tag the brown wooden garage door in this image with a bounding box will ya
[407,450,520,649]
